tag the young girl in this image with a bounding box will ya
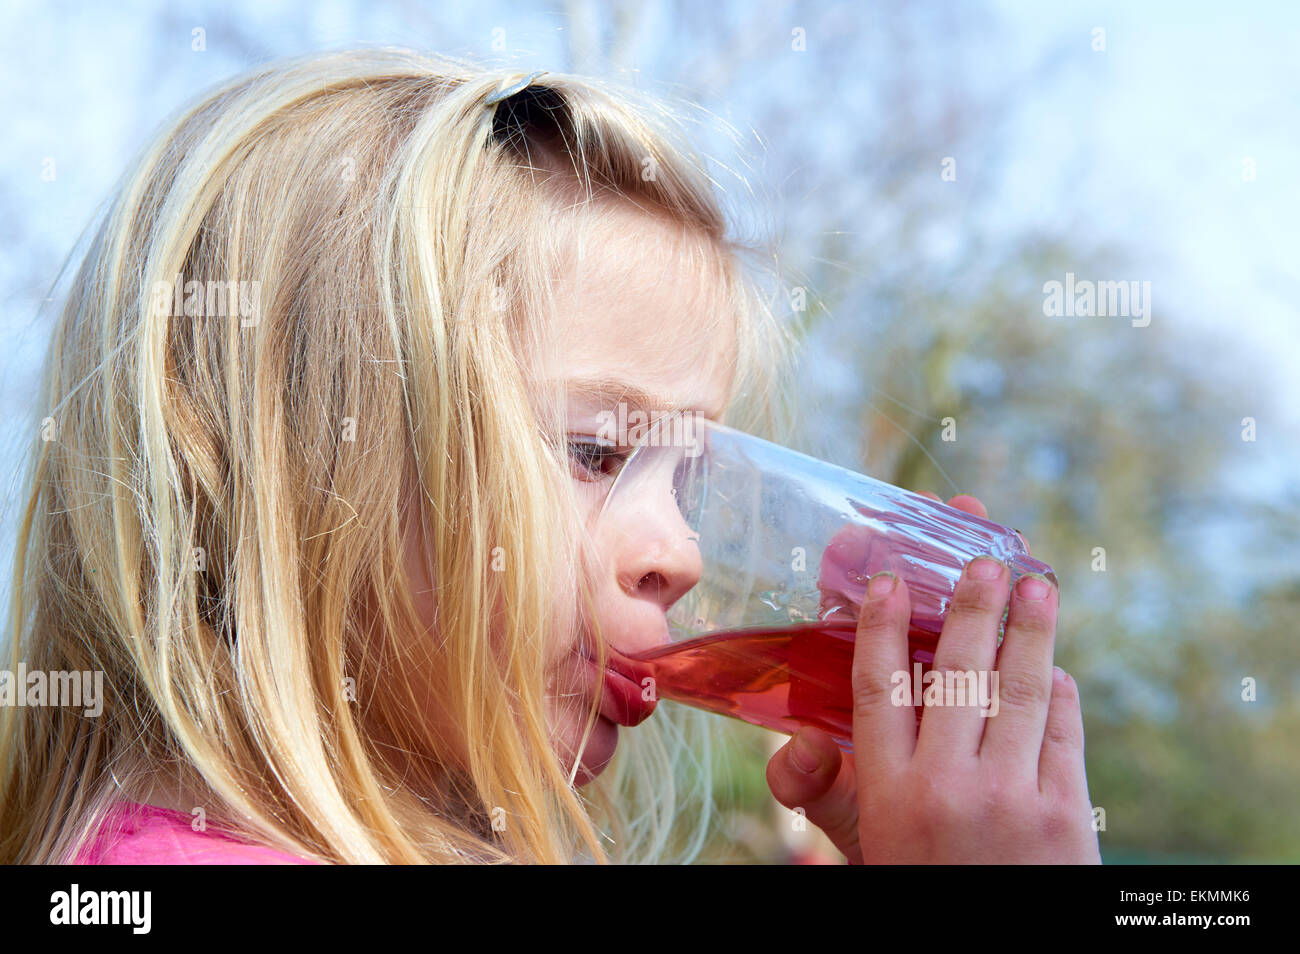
[0,49,1100,864]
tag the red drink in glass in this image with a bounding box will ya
[614,620,941,751]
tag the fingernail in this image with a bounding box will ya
[791,731,821,773]
[866,571,897,599]
[967,556,1004,580]
[1016,572,1052,601]
[1053,665,1070,684]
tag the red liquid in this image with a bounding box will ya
[618,621,940,751]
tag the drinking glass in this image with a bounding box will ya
[596,416,1055,750]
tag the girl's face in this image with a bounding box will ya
[400,202,733,789]
[543,203,734,785]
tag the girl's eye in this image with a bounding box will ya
[566,438,632,482]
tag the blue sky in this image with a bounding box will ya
[988,0,1300,422]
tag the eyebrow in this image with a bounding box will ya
[562,374,724,420]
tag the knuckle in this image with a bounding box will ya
[976,766,1031,823]
[1044,716,1082,750]
[1047,678,1084,741]
[975,780,1008,821]
[1007,602,1055,639]
[850,663,899,712]
[1038,801,1081,843]
[856,594,900,634]
[996,673,1052,713]
[930,662,985,700]
[911,774,962,825]
[948,580,1006,619]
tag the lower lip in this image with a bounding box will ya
[589,657,657,727]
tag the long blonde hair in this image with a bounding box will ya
[0,48,792,864]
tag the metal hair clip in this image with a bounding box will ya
[484,70,548,106]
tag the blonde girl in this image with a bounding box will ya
[0,48,1100,865]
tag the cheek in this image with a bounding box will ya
[563,482,616,648]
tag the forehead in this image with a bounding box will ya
[544,200,736,420]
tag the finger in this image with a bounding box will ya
[817,524,884,617]
[1038,666,1089,799]
[767,727,862,861]
[916,491,941,502]
[915,556,1008,762]
[947,494,988,520]
[850,571,916,781]
[978,572,1058,776]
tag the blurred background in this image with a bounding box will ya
[2,0,1297,862]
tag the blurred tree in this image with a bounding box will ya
[557,0,1300,862]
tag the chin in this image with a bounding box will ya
[570,715,619,786]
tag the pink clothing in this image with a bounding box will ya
[71,801,319,865]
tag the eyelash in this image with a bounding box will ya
[566,437,632,482]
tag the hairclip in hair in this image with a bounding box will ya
[484,70,548,106]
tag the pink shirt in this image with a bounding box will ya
[72,801,319,865]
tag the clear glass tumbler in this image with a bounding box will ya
[595,417,1055,750]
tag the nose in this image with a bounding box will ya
[618,533,702,610]
[609,486,703,611]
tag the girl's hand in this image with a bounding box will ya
[765,493,1101,864]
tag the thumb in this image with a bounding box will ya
[766,726,862,863]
